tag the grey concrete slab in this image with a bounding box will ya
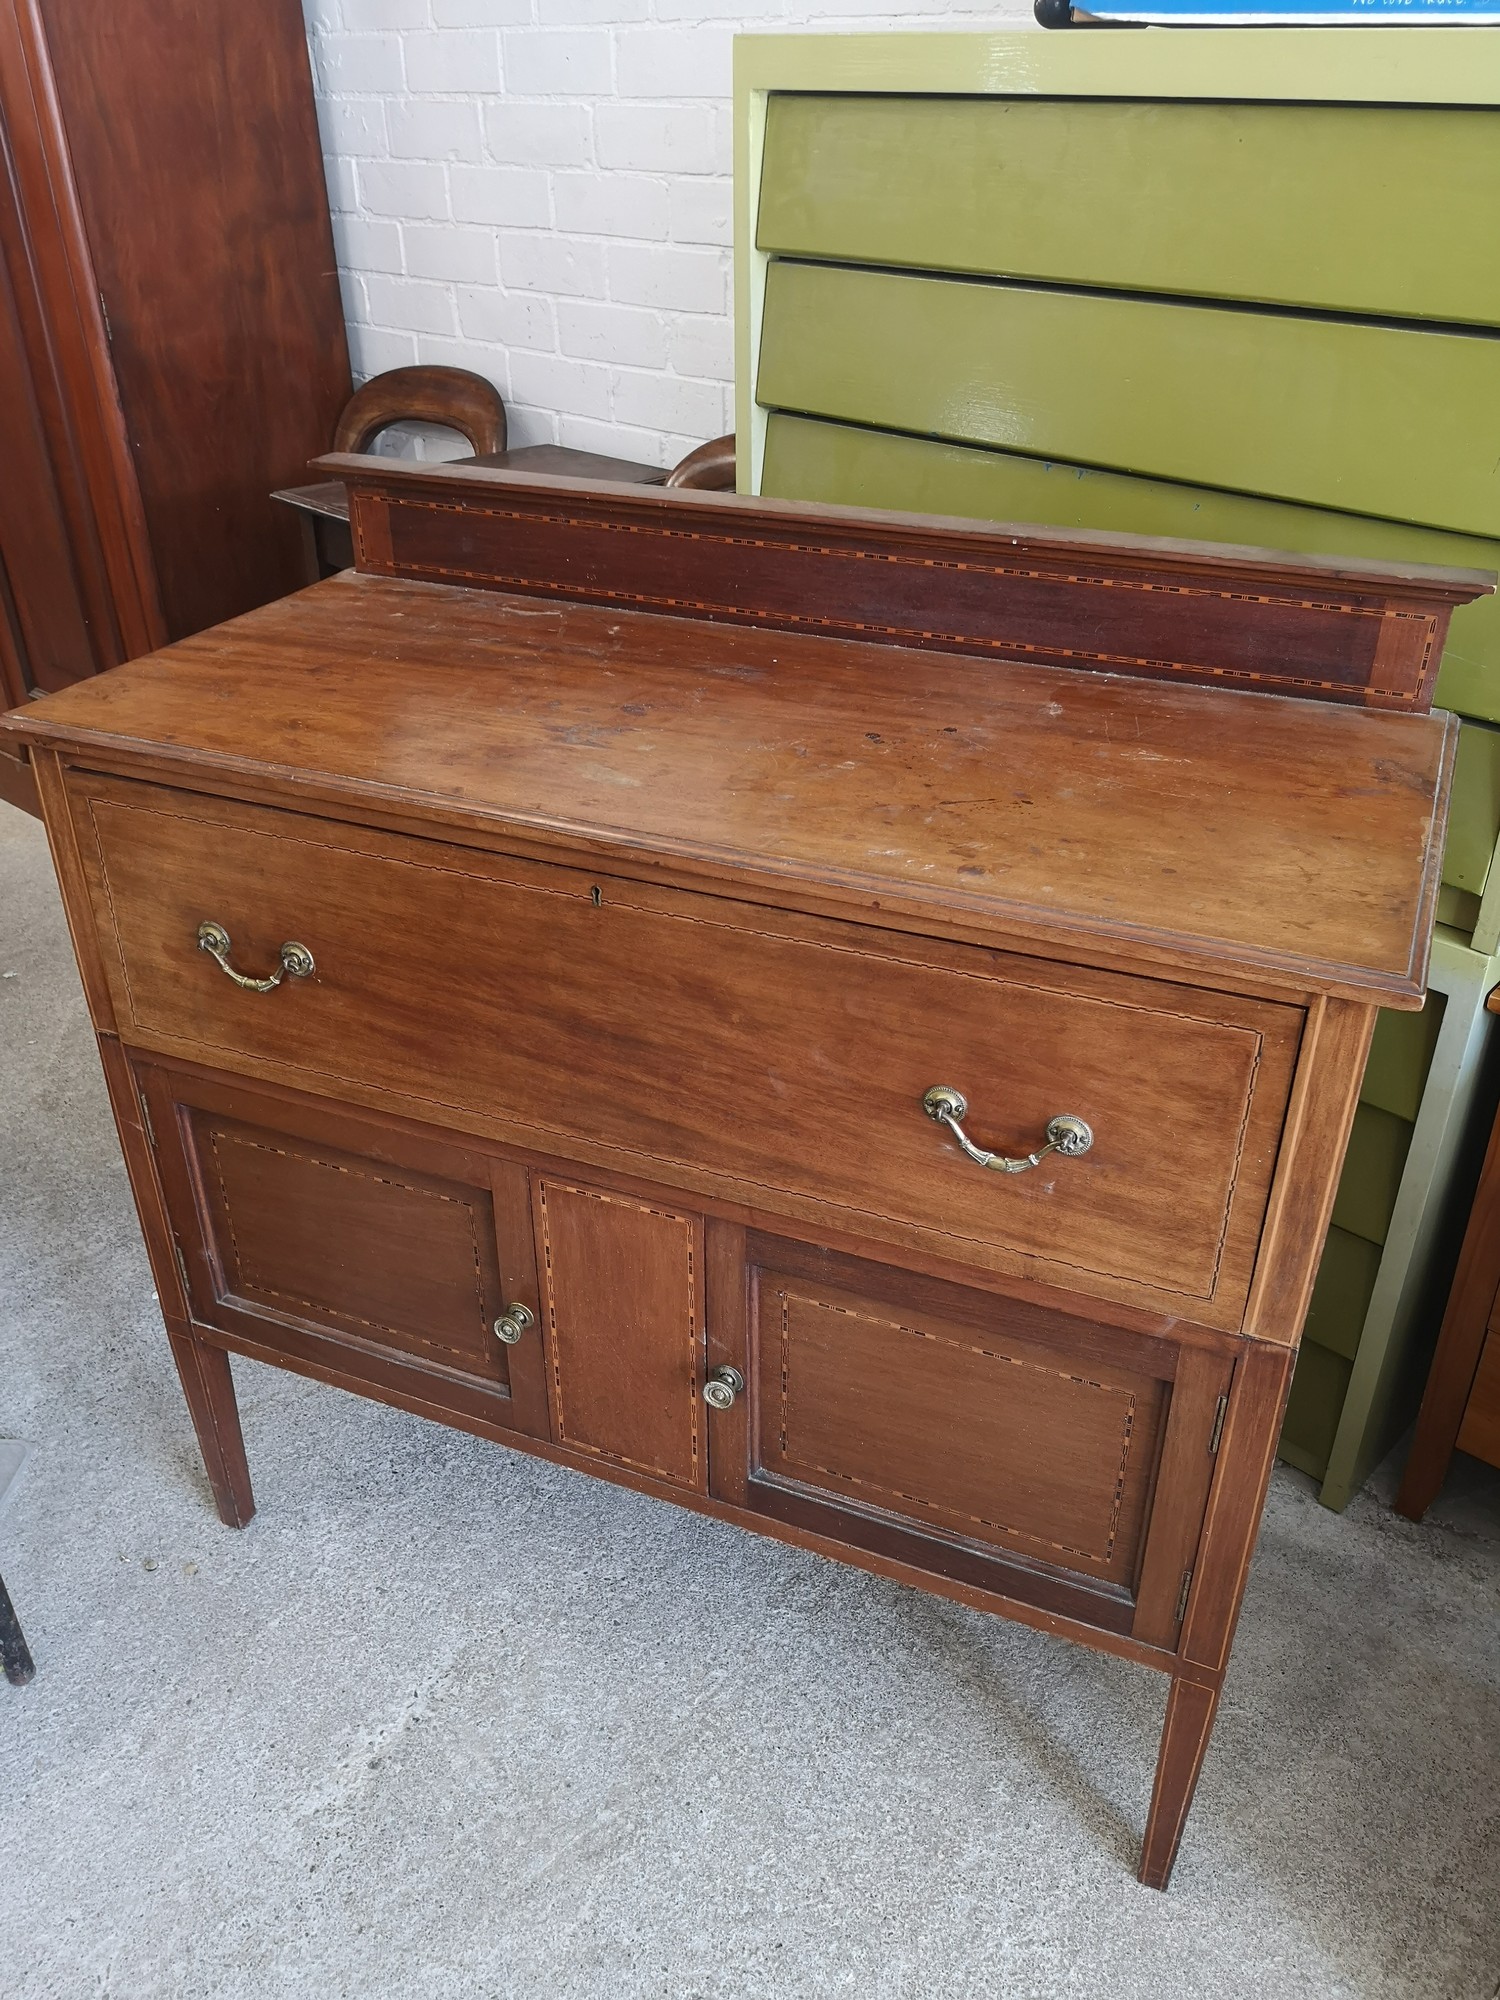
[2,797,1499,2000]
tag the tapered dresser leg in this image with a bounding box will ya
[167,1330,255,1528]
[1139,1674,1222,1891]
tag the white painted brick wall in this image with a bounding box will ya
[303,0,1031,468]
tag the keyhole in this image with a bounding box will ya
[590,884,602,907]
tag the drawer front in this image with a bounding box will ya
[758,95,1500,328]
[757,259,1500,540]
[75,777,1301,1327]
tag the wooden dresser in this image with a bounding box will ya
[4,463,1487,1889]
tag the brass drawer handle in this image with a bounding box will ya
[197,921,315,992]
[922,1086,1092,1176]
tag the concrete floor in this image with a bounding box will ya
[3,799,1500,2000]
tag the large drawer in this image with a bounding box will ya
[70,776,1303,1327]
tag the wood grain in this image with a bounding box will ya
[1397,1095,1500,1517]
[534,1177,705,1492]
[12,467,1456,1890]
[328,458,1491,710]
[64,772,1302,1329]
[4,565,1459,1006]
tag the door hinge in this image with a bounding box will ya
[1209,1393,1228,1456]
[98,290,112,342]
[139,1093,156,1150]
[1175,1569,1194,1626]
[171,1241,191,1300]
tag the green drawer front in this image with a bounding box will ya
[761,414,1500,723]
[758,95,1500,329]
[757,261,1500,539]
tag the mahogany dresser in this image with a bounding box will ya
[5,463,1489,1889]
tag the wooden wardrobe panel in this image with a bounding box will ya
[32,0,350,641]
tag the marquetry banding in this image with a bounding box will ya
[207,1129,491,1364]
[776,1291,1136,1566]
[354,490,1430,706]
[537,1178,701,1487]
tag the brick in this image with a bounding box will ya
[556,414,668,466]
[655,0,782,18]
[459,286,558,350]
[318,98,389,160]
[535,0,648,21]
[552,173,668,241]
[607,242,726,315]
[613,27,732,100]
[403,222,498,284]
[331,213,405,275]
[558,300,668,370]
[509,350,612,421]
[594,104,719,175]
[501,29,613,96]
[432,0,533,23]
[363,274,459,334]
[314,33,404,94]
[452,165,551,229]
[669,176,731,247]
[403,30,501,92]
[484,102,592,168]
[669,314,733,382]
[502,403,561,447]
[347,325,420,378]
[357,160,451,220]
[336,268,367,324]
[388,98,483,163]
[499,230,606,299]
[323,155,361,213]
[611,369,726,440]
[339,0,431,27]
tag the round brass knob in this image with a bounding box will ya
[492,1303,535,1347]
[702,1364,745,1410]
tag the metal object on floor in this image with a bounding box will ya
[0,1573,33,1686]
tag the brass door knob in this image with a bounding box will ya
[703,1364,745,1410]
[493,1303,535,1346]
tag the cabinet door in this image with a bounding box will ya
[531,1174,707,1494]
[707,1234,1230,1645]
[138,1061,551,1439]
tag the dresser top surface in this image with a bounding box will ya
[9,568,1454,1004]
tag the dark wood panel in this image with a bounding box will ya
[0,182,93,698]
[0,0,165,678]
[1455,1329,1500,1466]
[534,1175,704,1490]
[36,0,349,640]
[330,458,1492,710]
[140,1061,551,1433]
[1398,1074,1500,1517]
[752,1268,1167,1591]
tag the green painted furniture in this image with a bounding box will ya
[735,28,1500,1507]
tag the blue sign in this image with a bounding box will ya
[1080,0,1500,18]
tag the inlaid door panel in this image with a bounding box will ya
[137,1060,551,1437]
[709,1234,1231,1641]
[533,1175,705,1492]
